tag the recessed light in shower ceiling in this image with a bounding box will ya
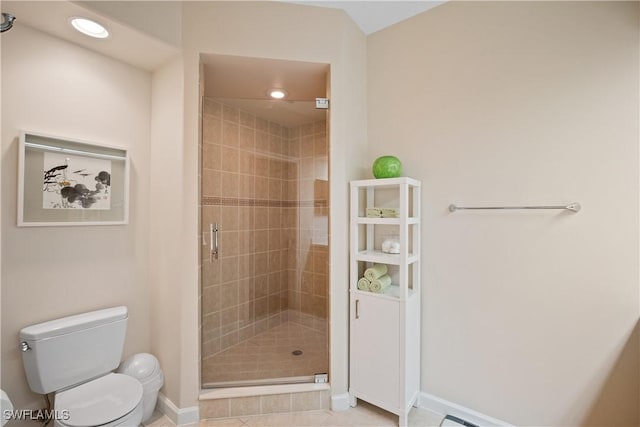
[70,17,109,39]
[269,89,287,99]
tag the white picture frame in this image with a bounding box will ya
[18,131,130,226]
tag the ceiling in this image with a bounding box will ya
[287,1,445,35]
[1,1,178,72]
[2,1,441,126]
[202,54,328,101]
[1,1,444,72]
[202,54,328,127]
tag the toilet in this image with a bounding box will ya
[19,307,143,427]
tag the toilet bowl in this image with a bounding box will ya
[20,307,143,427]
[54,374,143,427]
[1,390,13,427]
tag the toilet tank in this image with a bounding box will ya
[20,306,128,394]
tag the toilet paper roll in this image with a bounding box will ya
[1,390,13,426]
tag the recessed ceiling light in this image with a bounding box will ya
[269,89,287,99]
[70,17,109,39]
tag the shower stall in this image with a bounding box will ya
[199,55,330,388]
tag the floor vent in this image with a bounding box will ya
[441,415,480,427]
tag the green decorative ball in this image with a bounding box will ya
[372,156,402,179]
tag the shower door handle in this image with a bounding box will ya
[210,223,219,261]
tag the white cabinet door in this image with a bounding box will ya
[350,292,400,408]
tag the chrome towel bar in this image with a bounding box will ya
[448,203,581,213]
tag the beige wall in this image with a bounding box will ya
[0,1,367,410]
[152,0,367,407]
[3,2,634,423]
[1,25,152,408]
[149,54,184,407]
[367,2,639,425]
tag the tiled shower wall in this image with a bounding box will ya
[201,98,328,360]
[285,122,329,333]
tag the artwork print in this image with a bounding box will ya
[42,152,111,210]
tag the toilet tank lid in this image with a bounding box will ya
[20,306,128,341]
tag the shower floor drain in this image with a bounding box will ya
[292,350,303,356]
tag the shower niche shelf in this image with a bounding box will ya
[348,177,421,427]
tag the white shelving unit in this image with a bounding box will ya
[349,177,421,427]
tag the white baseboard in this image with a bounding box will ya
[419,392,515,427]
[157,393,199,426]
[331,392,351,411]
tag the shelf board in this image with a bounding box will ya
[350,177,421,189]
[355,217,419,225]
[356,250,418,265]
[352,286,415,301]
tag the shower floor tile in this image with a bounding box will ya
[202,321,328,385]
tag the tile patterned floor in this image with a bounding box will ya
[202,322,328,385]
[146,400,445,427]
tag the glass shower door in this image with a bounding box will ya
[200,98,329,387]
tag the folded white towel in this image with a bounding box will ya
[357,277,370,291]
[381,208,399,218]
[370,274,392,293]
[366,208,383,217]
[364,264,388,281]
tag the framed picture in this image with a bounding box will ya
[18,131,129,226]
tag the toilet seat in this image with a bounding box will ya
[55,373,143,427]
